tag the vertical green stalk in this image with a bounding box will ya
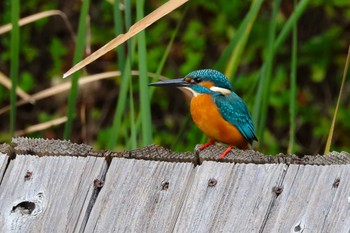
[124,0,132,57]
[129,77,137,149]
[215,0,264,74]
[137,0,152,146]
[253,0,309,149]
[64,0,90,139]
[10,0,20,135]
[108,0,133,149]
[288,0,298,154]
[124,0,134,147]
[273,0,310,54]
[224,0,263,79]
[142,6,187,149]
[255,0,281,147]
[113,0,125,70]
[108,57,131,149]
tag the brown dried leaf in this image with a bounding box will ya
[63,0,188,78]
[0,10,74,37]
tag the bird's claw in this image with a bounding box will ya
[219,145,233,159]
[199,140,215,150]
[195,140,215,155]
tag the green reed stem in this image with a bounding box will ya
[9,0,20,135]
[287,0,298,154]
[64,0,90,139]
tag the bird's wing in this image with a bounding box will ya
[212,92,257,143]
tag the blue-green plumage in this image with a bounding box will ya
[212,92,257,145]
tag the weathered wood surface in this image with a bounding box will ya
[263,164,350,233]
[0,137,350,233]
[0,154,8,181]
[85,158,194,233]
[0,139,107,233]
[173,162,287,233]
[0,144,10,181]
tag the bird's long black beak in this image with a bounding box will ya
[148,78,190,87]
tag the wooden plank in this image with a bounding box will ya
[322,165,350,232]
[262,164,350,232]
[0,155,107,233]
[173,161,287,232]
[84,158,194,233]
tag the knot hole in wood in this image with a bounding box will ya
[11,201,36,215]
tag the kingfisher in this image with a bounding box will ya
[149,69,257,159]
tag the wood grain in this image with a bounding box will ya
[84,158,194,233]
[0,143,11,181]
[1,138,350,232]
[262,164,350,232]
[173,161,287,232]
[0,153,9,182]
[0,155,107,233]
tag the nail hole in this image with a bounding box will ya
[208,178,217,187]
[294,224,301,232]
[24,171,33,181]
[273,186,283,196]
[94,179,104,190]
[12,201,36,215]
[332,178,340,188]
[161,181,169,191]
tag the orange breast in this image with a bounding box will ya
[190,94,249,149]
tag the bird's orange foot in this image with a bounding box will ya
[199,140,215,151]
[219,145,233,159]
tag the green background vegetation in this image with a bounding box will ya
[0,0,349,155]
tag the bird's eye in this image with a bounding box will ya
[184,77,192,83]
[185,77,201,84]
[193,77,201,83]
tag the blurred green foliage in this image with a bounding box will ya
[0,0,349,155]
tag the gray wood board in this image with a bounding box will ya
[0,152,9,182]
[0,155,107,233]
[173,161,287,233]
[262,164,350,233]
[84,158,194,233]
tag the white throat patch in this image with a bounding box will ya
[181,86,231,97]
[183,87,200,97]
[210,86,231,95]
